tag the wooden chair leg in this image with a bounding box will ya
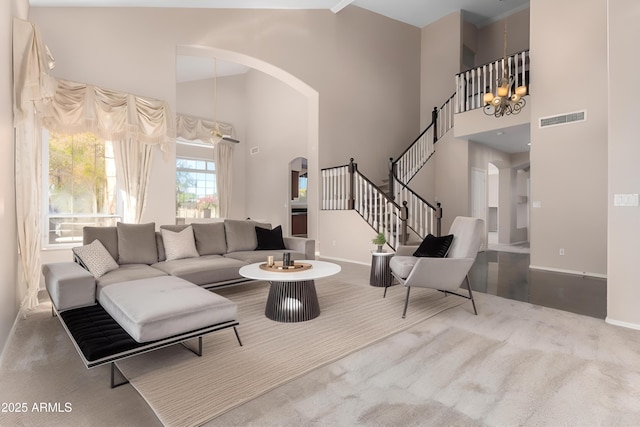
[465,275,478,315]
[402,286,411,318]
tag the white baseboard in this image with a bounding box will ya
[605,317,640,331]
[529,265,607,279]
[317,255,370,267]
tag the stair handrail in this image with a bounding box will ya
[321,92,455,246]
[321,159,409,248]
[389,92,456,193]
[352,166,408,249]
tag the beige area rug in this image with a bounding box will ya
[117,277,465,427]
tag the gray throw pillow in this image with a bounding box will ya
[224,219,271,253]
[82,226,119,261]
[161,226,199,261]
[155,231,165,262]
[72,239,119,278]
[116,222,158,265]
[191,222,227,255]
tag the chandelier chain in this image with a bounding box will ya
[483,17,527,118]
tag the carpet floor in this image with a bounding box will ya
[117,276,464,426]
[3,261,640,426]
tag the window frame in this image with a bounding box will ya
[41,128,123,249]
[175,154,218,220]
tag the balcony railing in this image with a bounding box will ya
[455,49,530,114]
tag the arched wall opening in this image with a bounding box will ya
[177,45,320,242]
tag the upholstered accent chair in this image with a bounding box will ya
[390,216,484,318]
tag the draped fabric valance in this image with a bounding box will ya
[13,18,56,125]
[176,114,233,143]
[41,79,175,148]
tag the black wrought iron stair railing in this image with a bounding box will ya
[320,50,531,250]
[321,159,409,249]
[389,93,455,197]
[321,94,459,248]
[383,93,455,242]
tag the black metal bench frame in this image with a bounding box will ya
[54,303,242,388]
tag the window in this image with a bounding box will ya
[298,174,308,200]
[176,157,218,219]
[43,130,121,246]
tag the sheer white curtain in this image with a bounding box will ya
[42,80,175,223]
[12,19,56,311]
[113,138,154,223]
[215,141,234,218]
[176,114,235,218]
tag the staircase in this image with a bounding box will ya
[321,95,454,249]
[321,49,530,250]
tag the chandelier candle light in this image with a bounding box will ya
[483,19,527,117]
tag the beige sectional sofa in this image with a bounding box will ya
[43,218,315,312]
[41,219,315,386]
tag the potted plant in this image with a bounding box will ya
[372,232,386,253]
[196,196,218,218]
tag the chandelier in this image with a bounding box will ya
[483,19,527,117]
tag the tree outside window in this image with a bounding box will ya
[45,131,120,245]
[176,158,218,219]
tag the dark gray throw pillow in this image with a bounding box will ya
[117,222,158,265]
[413,234,454,258]
[83,226,119,261]
[191,222,227,255]
[225,219,271,252]
[255,225,286,250]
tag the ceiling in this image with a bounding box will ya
[30,0,530,29]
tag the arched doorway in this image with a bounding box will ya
[176,45,319,239]
[289,157,308,237]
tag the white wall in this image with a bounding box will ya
[475,8,530,66]
[177,73,248,220]
[421,12,461,128]
[29,6,421,261]
[318,210,384,265]
[1,0,28,362]
[244,69,308,233]
[529,0,608,276]
[606,0,640,328]
[434,132,469,232]
[454,103,531,142]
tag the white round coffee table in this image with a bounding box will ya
[239,260,341,322]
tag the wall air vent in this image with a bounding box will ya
[250,146,259,155]
[539,110,586,128]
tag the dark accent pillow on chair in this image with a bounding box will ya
[413,234,454,258]
[255,225,286,250]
